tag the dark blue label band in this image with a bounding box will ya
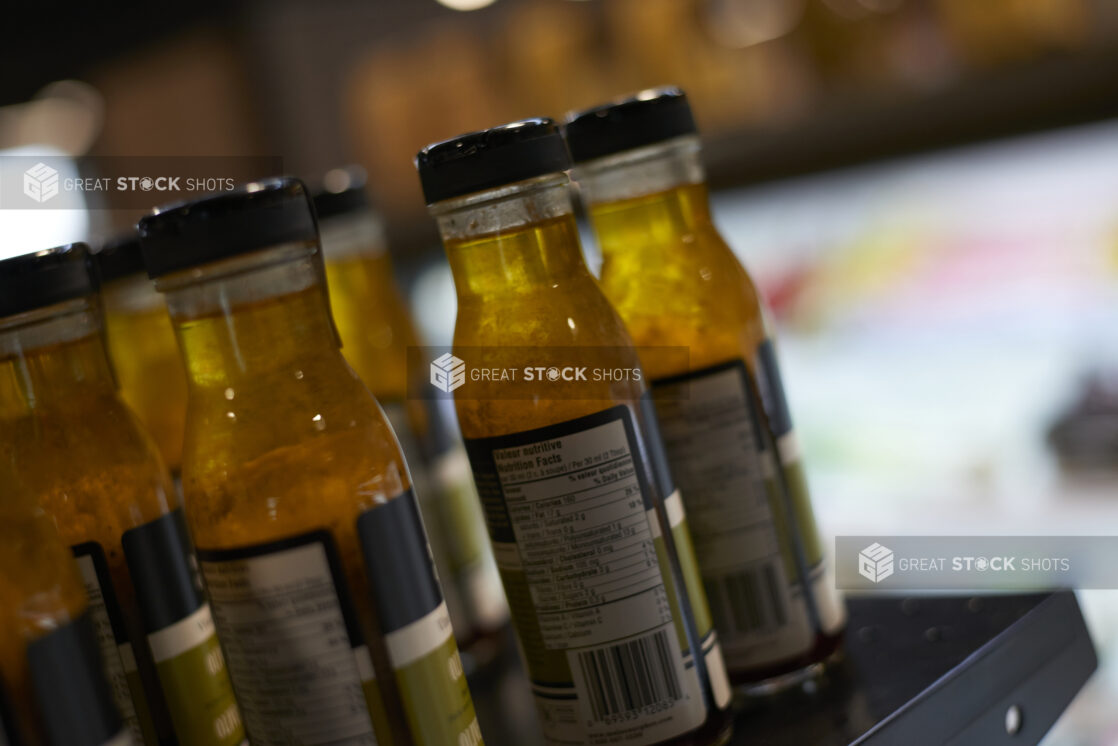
[357,490,443,634]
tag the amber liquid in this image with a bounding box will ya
[446,213,730,746]
[104,298,188,475]
[592,182,842,684]
[325,253,420,403]
[174,283,415,744]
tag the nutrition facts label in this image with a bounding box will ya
[652,363,780,569]
[198,534,377,746]
[469,406,705,744]
[492,415,672,649]
[652,362,808,663]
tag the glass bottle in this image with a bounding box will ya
[139,178,482,746]
[565,88,846,689]
[0,244,243,746]
[417,119,732,746]
[313,167,509,653]
[95,233,188,476]
[0,458,126,746]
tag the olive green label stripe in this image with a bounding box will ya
[389,604,482,746]
[149,604,245,746]
[385,602,454,668]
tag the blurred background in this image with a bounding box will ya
[3,0,1118,742]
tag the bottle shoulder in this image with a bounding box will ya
[454,277,636,348]
[452,278,650,439]
[181,355,411,544]
[598,228,766,372]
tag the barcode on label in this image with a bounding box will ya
[575,629,683,721]
[704,562,788,635]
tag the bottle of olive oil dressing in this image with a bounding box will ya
[565,88,845,689]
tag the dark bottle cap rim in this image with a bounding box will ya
[415,118,571,205]
[0,243,94,318]
[138,176,318,279]
[312,165,372,221]
[563,86,697,164]
[93,232,145,284]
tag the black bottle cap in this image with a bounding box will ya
[312,165,371,221]
[415,118,571,205]
[0,243,94,318]
[138,177,318,279]
[563,86,698,164]
[94,232,145,284]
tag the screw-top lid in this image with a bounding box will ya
[138,177,318,279]
[94,232,145,284]
[0,243,95,318]
[415,118,571,205]
[312,165,372,221]
[563,87,697,164]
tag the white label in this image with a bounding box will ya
[777,432,802,465]
[354,645,376,683]
[433,446,471,487]
[385,602,454,669]
[199,539,377,746]
[434,445,511,632]
[808,561,847,636]
[648,493,733,709]
[464,552,510,630]
[703,633,732,710]
[653,364,814,667]
[491,414,704,744]
[147,603,217,663]
[74,553,144,744]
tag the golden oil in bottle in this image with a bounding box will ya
[417,119,732,746]
[139,178,483,746]
[0,244,244,746]
[566,88,846,690]
[96,233,188,476]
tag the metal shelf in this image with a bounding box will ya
[468,592,1097,746]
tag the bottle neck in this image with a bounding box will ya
[0,299,117,417]
[574,136,715,258]
[158,242,343,390]
[320,211,397,294]
[318,210,388,263]
[433,175,593,300]
[101,273,164,314]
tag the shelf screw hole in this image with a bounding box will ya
[1005,705,1022,735]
